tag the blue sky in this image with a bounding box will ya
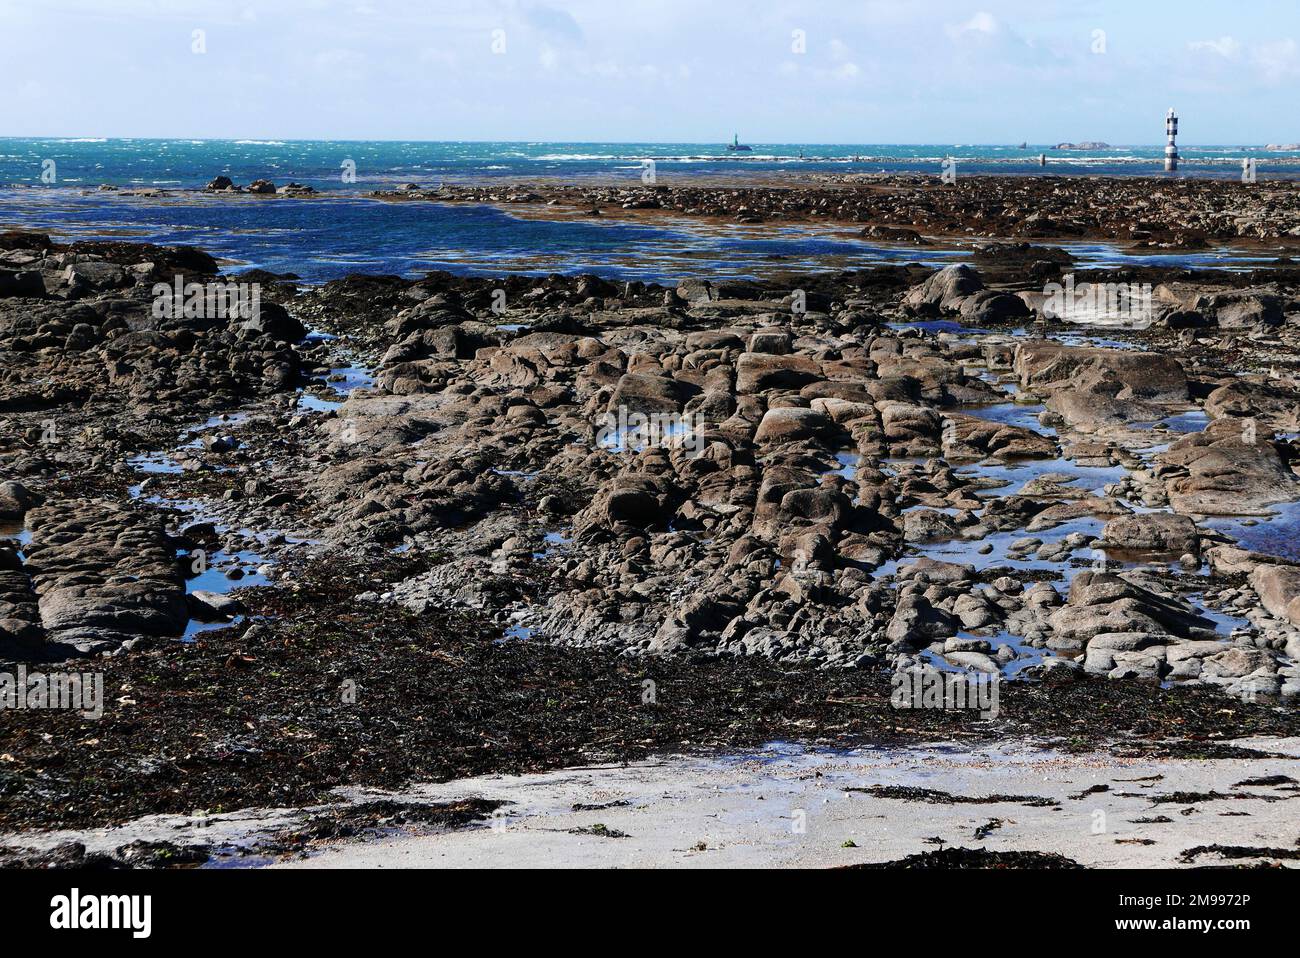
[3,0,1298,143]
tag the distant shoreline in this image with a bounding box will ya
[2,136,1299,149]
[3,138,1300,196]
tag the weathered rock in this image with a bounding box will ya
[1015,343,1188,402]
[187,590,245,621]
[957,289,1032,324]
[748,327,793,354]
[1045,378,1166,433]
[22,501,188,654]
[1249,564,1300,629]
[1200,289,1284,328]
[902,265,984,315]
[941,413,1056,460]
[608,372,698,414]
[601,477,671,528]
[1155,418,1300,515]
[886,593,957,649]
[0,481,41,520]
[1202,647,1277,679]
[675,278,714,305]
[1098,513,1200,556]
[735,353,822,394]
[754,407,836,445]
[903,509,964,544]
[1050,572,1217,644]
[943,650,1000,672]
[897,558,976,585]
[0,269,45,299]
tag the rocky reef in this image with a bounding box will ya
[4,201,1300,830]
[377,174,1300,247]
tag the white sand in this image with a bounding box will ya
[6,737,1297,869]
[279,737,1300,869]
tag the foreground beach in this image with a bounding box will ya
[8,739,1300,869]
[2,176,1300,868]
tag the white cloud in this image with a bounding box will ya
[1252,38,1299,82]
[2,0,1296,142]
[1188,36,1241,58]
[1187,35,1299,84]
[947,11,1000,40]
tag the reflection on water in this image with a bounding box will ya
[128,451,184,475]
[876,515,1102,581]
[1057,242,1280,273]
[958,401,1053,435]
[1187,594,1251,637]
[959,458,1127,499]
[917,631,1056,680]
[827,451,860,481]
[1133,409,1209,435]
[298,364,375,412]
[0,521,31,552]
[496,624,537,644]
[887,320,995,336]
[183,546,271,641]
[1207,500,1300,563]
[0,189,967,284]
[0,187,1281,286]
[1052,332,1145,350]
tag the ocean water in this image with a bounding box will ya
[4,138,1299,188]
[0,139,1293,285]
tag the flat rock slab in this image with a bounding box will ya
[22,500,187,654]
[1014,342,1189,403]
[1098,513,1200,556]
[1156,418,1300,515]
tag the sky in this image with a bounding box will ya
[2,0,1298,143]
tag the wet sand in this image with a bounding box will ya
[280,737,1300,869]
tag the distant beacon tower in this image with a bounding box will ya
[1165,107,1179,172]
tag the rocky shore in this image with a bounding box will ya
[375,173,1300,248]
[4,181,1300,858]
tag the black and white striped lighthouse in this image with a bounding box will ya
[1165,107,1179,172]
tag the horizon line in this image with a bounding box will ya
[0,136,1291,149]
